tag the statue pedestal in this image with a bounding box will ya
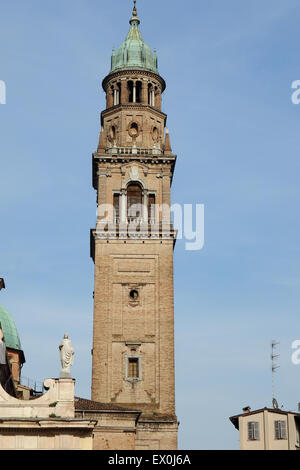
[60,370,72,379]
[56,378,75,418]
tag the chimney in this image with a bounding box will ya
[243,406,251,414]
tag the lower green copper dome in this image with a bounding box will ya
[110,5,158,75]
[0,304,22,351]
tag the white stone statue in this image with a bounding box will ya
[0,326,6,365]
[59,334,74,378]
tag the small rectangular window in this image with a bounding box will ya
[128,358,139,379]
[125,355,142,382]
[248,421,260,441]
[275,420,287,440]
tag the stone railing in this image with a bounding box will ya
[93,222,177,241]
[106,146,162,156]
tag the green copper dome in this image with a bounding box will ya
[0,304,22,351]
[110,3,158,74]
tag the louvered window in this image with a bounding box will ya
[248,421,260,441]
[128,358,139,379]
[275,420,287,440]
[125,355,142,382]
[128,81,134,103]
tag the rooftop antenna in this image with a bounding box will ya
[271,340,280,407]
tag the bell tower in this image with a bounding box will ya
[91,2,178,449]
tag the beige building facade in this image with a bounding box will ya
[0,378,95,450]
[0,376,143,450]
[230,407,300,450]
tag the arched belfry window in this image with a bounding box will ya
[127,183,143,222]
[127,81,142,104]
[136,81,142,103]
[128,81,134,103]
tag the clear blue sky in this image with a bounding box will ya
[1,0,300,450]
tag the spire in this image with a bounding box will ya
[126,0,142,43]
[111,48,116,70]
[164,129,172,154]
[109,0,159,75]
[97,127,105,153]
[130,0,140,26]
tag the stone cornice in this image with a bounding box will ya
[101,103,167,124]
[102,69,166,92]
[90,229,177,263]
[93,152,176,164]
[92,152,176,190]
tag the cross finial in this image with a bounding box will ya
[133,0,137,15]
[130,0,140,24]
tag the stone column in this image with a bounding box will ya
[97,169,108,222]
[143,190,148,224]
[149,87,154,106]
[114,87,119,106]
[152,90,155,107]
[116,88,120,105]
[162,174,171,226]
[121,189,127,224]
[133,81,137,103]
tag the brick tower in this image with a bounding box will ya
[90,2,178,449]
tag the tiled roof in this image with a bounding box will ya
[74,397,140,413]
[229,407,300,430]
[110,4,158,75]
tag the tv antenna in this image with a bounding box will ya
[271,340,280,405]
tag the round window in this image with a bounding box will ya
[128,122,139,138]
[129,290,139,301]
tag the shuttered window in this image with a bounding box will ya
[128,358,139,379]
[275,420,287,440]
[248,421,260,441]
